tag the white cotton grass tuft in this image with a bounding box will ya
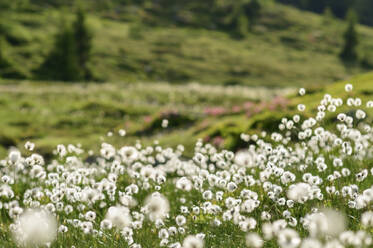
[104,206,132,229]
[304,209,346,238]
[9,150,21,165]
[299,88,306,96]
[246,233,263,248]
[12,209,57,247]
[24,141,35,151]
[162,119,169,128]
[277,228,301,248]
[297,104,306,112]
[362,211,373,227]
[287,183,311,203]
[300,238,322,248]
[119,129,126,137]
[234,151,255,168]
[182,235,204,248]
[356,109,366,119]
[176,177,193,191]
[345,83,353,92]
[144,193,170,221]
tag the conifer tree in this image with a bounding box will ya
[36,21,82,81]
[340,9,359,62]
[73,6,92,80]
[245,0,261,30]
[0,36,13,77]
[236,13,249,38]
[0,36,23,78]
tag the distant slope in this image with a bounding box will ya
[0,79,292,157]
[1,71,372,158]
[3,2,373,86]
[198,71,373,153]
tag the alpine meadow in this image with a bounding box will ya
[2,1,373,248]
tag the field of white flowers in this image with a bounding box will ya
[1,83,373,248]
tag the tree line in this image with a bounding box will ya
[0,0,366,81]
[0,5,93,82]
[0,0,264,81]
[275,0,364,63]
[276,0,373,26]
[1,0,372,27]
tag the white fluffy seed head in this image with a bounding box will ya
[297,104,306,112]
[12,209,57,247]
[345,84,353,92]
[145,194,170,221]
[182,235,204,248]
[246,233,263,248]
[299,88,306,96]
[9,150,21,164]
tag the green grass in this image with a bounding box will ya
[3,2,373,86]
[194,71,373,151]
[1,71,373,159]
[2,3,373,247]
[0,79,292,158]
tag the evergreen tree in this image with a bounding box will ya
[340,9,359,62]
[0,36,14,77]
[73,6,93,80]
[0,36,24,78]
[244,0,261,30]
[36,21,82,81]
[235,13,249,38]
[229,1,248,38]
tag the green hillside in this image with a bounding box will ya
[1,71,373,158]
[2,2,373,86]
[0,79,292,157]
[2,1,373,158]
[201,72,373,152]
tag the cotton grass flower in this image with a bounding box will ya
[301,238,322,248]
[104,206,132,229]
[297,104,306,112]
[299,88,306,96]
[277,228,300,248]
[246,233,263,248]
[304,209,346,238]
[182,235,204,248]
[162,119,169,128]
[144,193,170,221]
[361,211,373,227]
[9,150,21,165]
[119,129,126,136]
[24,141,35,151]
[345,83,353,92]
[12,209,57,247]
[287,183,311,203]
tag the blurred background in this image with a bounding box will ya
[1,0,373,158]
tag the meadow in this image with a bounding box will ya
[0,79,293,158]
[2,1,373,247]
[0,75,373,247]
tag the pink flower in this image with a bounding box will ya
[212,136,224,147]
[144,116,152,123]
[204,107,226,116]
[232,106,242,113]
[243,102,254,110]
